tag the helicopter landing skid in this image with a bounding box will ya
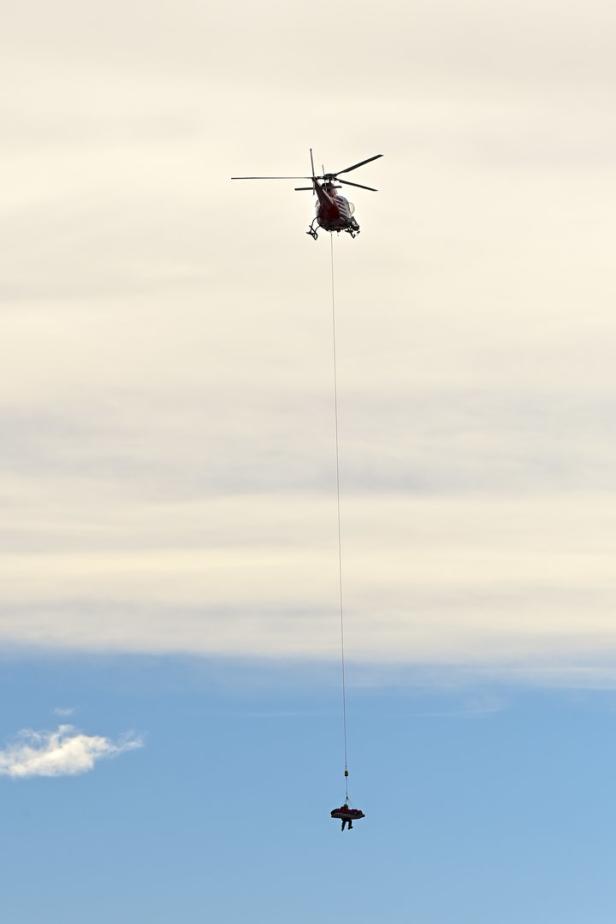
[305,223,359,240]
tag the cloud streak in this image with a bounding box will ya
[1,494,616,678]
[0,725,143,779]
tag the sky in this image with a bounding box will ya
[2,0,616,920]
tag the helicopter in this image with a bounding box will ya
[231,149,382,239]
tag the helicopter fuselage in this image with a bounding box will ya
[312,181,359,235]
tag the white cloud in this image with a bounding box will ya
[53,706,75,717]
[0,725,143,779]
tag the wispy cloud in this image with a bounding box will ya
[53,706,75,717]
[0,725,143,779]
[410,693,506,718]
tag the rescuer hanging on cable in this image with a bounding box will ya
[330,802,365,831]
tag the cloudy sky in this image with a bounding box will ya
[2,0,616,920]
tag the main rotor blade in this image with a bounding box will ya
[231,176,313,180]
[338,178,378,192]
[294,186,314,191]
[334,154,383,176]
[309,148,316,195]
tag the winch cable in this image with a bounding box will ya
[329,232,350,803]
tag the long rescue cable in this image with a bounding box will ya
[329,232,350,803]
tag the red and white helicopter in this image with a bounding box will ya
[232,149,382,239]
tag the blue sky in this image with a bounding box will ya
[3,653,616,923]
